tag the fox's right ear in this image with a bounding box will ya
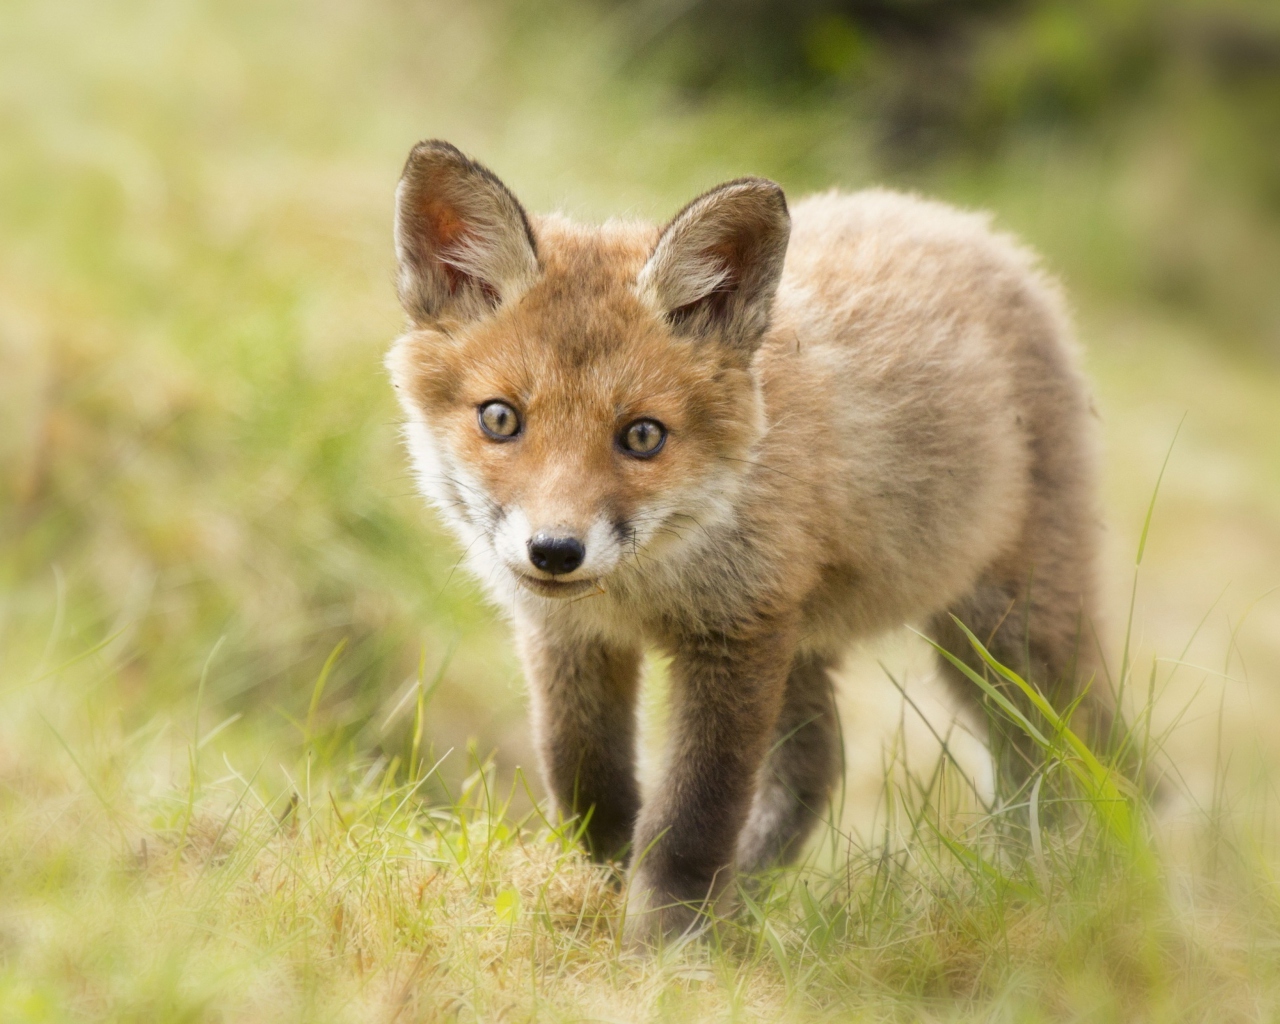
[395,140,539,328]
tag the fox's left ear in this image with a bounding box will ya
[395,140,540,329]
[637,177,790,356]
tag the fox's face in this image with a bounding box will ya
[387,142,789,601]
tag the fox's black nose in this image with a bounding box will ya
[528,534,585,575]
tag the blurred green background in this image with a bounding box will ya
[2,0,1280,809]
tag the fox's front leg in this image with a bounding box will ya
[517,623,643,863]
[627,618,795,944]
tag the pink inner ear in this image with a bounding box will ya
[420,199,467,295]
[666,207,786,330]
[419,194,499,302]
[422,197,467,245]
[419,197,498,302]
[668,240,741,326]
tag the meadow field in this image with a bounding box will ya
[3,0,1280,1019]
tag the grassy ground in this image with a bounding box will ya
[4,0,1280,1019]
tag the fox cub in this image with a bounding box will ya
[387,141,1111,942]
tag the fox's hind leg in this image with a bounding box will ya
[736,650,843,874]
[929,572,1113,799]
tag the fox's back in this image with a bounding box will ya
[745,189,1094,640]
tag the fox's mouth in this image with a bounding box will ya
[514,574,600,599]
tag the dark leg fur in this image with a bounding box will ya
[929,333,1119,797]
[930,573,1113,798]
[736,651,842,874]
[627,620,795,941]
[521,636,643,862]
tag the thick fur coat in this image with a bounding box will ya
[387,141,1108,943]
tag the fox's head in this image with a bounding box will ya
[387,141,790,601]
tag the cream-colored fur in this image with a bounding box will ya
[387,141,1106,946]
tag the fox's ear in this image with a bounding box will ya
[395,140,539,328]
[637,177,790,355]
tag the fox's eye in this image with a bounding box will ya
[478,401,521,440]
[620,418,666,457]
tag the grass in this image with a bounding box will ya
[5,618,1279,1022]
[4,0,1280,1019]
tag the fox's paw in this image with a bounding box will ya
[622,871,729,951]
